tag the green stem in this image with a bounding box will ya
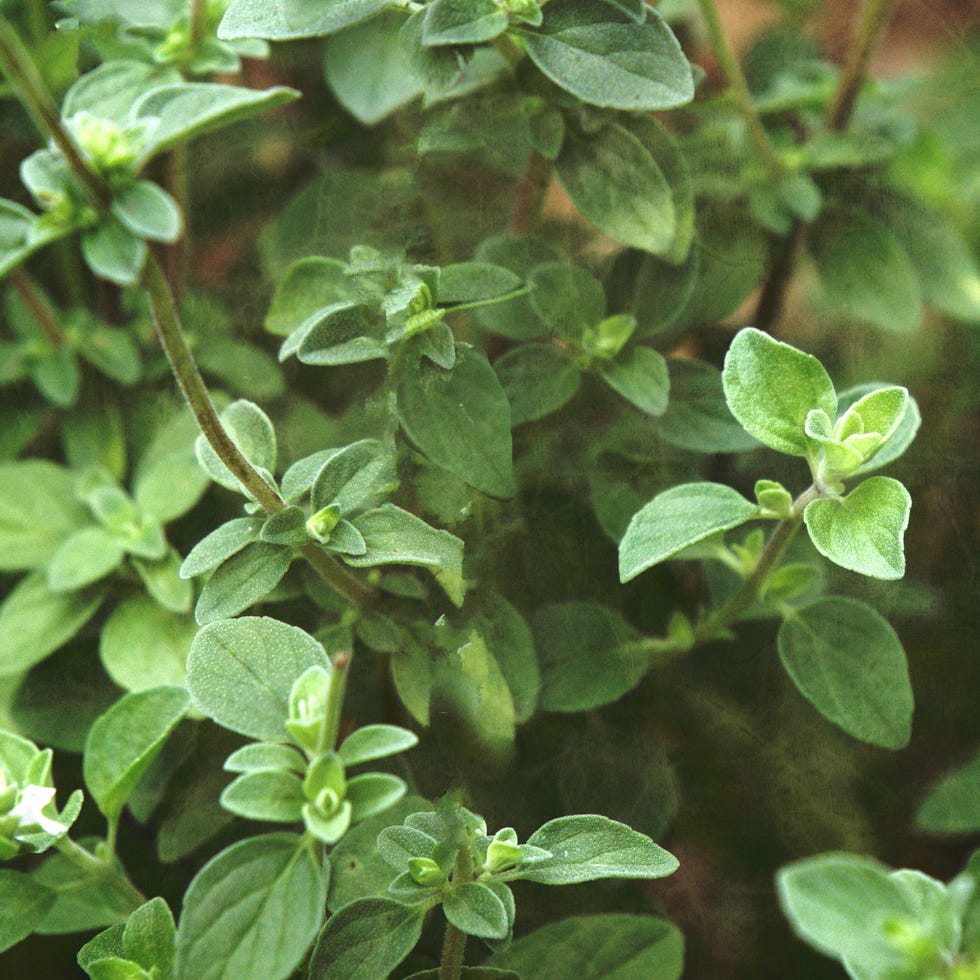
[696,0,784,180]
[141,251,379,609]
[319,650,351,753]
[189,0,208,53]
[55,836,145,911]
[825,0,897,132]
[0,17,110,209]
[693,485,821,644]
[439,921,467,980]
[9,269,66,346]
[165,144,190,303]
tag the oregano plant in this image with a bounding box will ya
[0,0,976,976]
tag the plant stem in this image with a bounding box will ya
[165,144,190,303]
[694,485,821,643]
[696,0,784,180]
[439,922,467,980]
[55,836,145,910]
[0,17,110,209]
[319,650,351,753]
[141,251,379,609]
[825,0,897,132]
[754,0,897,331]
[189,0,208,52]
[510,150,552,235]
[9,269,66,346]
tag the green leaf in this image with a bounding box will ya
[520,0,693,110]
[532,602,646,713]
[307,897,425,980]
[619,482,757,582]
[63,60,183,126]
[600,346,670,415]
[122,897,176,978]
[431,632,515,767]
[46,527,125,592]
[81,218,146,287]
[194,541,294,625]
[326,12,423,126]
[100,597,195,691]
[528,263,606,338]
[310,439,390,515]
[397,345,515,498]
[0,571,104,677]
[837,384,921,477]
[777,597,913,749]
[195,399,277,494]
[111,180,182,244]
[260,506,309,547]
[556,123,675,254]
[0,199,65,278]
[346,773,407,822]
[810,209,922,333]
[131,83,300,163]
[916,752,980,834]
[220,770,305,822]
[803,477,911,580]
[478,597,539,724]
[338,725,419,767]
[489,914,683,979]
[77,923,126,972]
[84,687,190,818]
[0,461,89,571]
[0,870,56,954]
[220,0,391,39]
[294,302,386,366]
[422,0,508,46]
[75,319,141,386]
[522,814,678,884]
[176,834,326,980]
[346,505,463,603]
[224,742,308,774]
[132,550,194,615]
[438,263,523,305]
[444,882,509,940]
[776,853,918,976]
[180,518,262,579]
[494,343,581,426]
[186,616,329,741]
[722,327,837,457]
[472,234,561,339]
[264,257,351,337]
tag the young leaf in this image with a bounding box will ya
[556,123,675,254]
[444,882,509,940]
[194,541,294,625]
[528,263,606,338]
[0,571,104,676]
[397,345,515,498]
[83,686,190,819]
[722,328,837,457]
[81,218,146,287]
[224,742,308,775]
[176,834,326,980]
[778,597,913,749]
[619,482,758,582]
[803,477,911,580]
[776,853,918,976]
[220,770,305,823]
[519,0,694,110]
[489,913,683,980]
[346,773,407,822]
[522,815,678,884]
[307,897,426,980]
[837,384,921,477]
[264,257,351,337]
[438,263,522,305]
[186,616,329,741]
[0,460,89,571]
[532,602,645,713]
[111,180,182,244]
[1,199,65,278]
[195,399,277,494]
[294,302,386,366]
[338,725,419,767]
[0,870,56,954]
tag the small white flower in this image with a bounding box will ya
[8,785,67,837]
